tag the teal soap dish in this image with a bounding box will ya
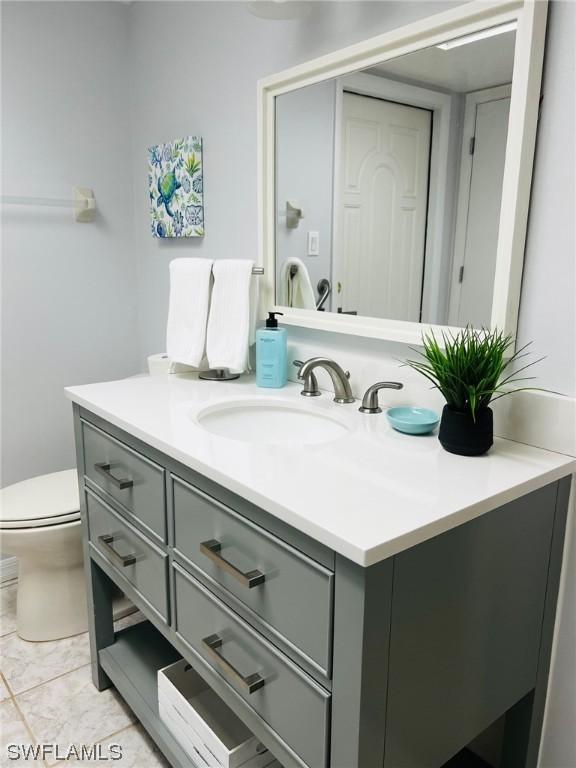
[386,407,440,435]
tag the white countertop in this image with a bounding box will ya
[65,374,575,567]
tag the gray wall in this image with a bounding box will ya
[516,0,576,396]
[128,0,467,362]
[276,80,336,306]
[1,0,571,486]
[1,1,140,487]
[529,10,576,761]
[129,0,575,399]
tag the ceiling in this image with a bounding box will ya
[368,29,516,94]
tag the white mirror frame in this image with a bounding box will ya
[257,0,548,346]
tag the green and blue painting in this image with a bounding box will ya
[148,136,204,238]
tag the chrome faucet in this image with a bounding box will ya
[293,361,320,397]
[359,381,403,413]
[297,357,355,404]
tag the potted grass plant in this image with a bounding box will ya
[405,327,543,456]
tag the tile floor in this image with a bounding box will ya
[0,579,170,767]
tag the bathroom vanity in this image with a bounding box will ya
[61,1,572,765]
[67,374,574,768]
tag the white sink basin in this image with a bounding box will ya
[195,398,351,446]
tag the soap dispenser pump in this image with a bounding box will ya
[256,312,287,388]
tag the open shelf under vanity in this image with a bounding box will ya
[100,619,499,768]
[99,622,192,768]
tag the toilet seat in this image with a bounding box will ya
[0,469,81,530]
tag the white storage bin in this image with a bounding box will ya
[161,707,218,768]
[158,659,274,768]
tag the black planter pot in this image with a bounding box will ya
[438,405,493,456]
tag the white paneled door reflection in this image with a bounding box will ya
[450,86,511,328]
[336,92,431,320]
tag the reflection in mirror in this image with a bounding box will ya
[275,22,516,328]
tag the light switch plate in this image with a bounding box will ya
[307,231,320,256]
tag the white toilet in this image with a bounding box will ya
[0,469,88,641]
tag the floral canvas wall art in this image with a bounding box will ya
[148,136,204,237]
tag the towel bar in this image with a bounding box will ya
[1,188,96,222]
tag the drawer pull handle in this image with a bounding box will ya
[94,462,134,490]
[202,634,265,694]
[200,540,265,588]
[98,534,137,568]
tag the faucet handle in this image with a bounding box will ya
[359,381,403,414]
[293,360,321,397]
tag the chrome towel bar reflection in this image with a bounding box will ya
[316,279,331,311]
[286,265,330,310]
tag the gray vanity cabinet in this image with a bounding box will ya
[73,405,570,768]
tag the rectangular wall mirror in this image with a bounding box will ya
[259,0,547,345]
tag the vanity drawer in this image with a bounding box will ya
[172,476,333,675]
[86,490,169,622]
[174,565,330,768]
[82,420,166,541]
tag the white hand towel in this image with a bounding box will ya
[278,257,316,309]
[166,258,213,368]
[206,260,258,374]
